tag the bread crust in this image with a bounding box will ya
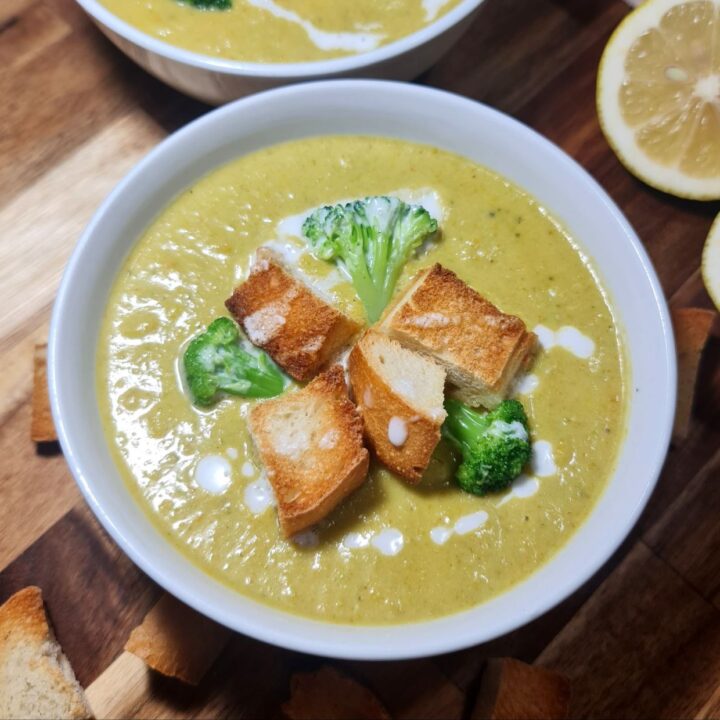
[671,307,716,444]
[0,586,49,644]
[0,587,93,719]
[381,264,536,408]
[472,658,571,720]
[348,332,444,484]
[249,366,369,536]
[226,249,361,382]
[282,665,390,720]
[31,344,57,443]
[124,593,230,685]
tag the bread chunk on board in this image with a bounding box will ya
[226,248,361,382]
[124,593,230,686]
[31,344,57,443]
[472,657,571,720]
[348,330,446,483]
[249,366,369,536]
[283,665,390,720]
[0,587,93,720]
[381,264,536,408]
[671,307,716,444]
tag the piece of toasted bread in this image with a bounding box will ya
[124,593,230,686]
[249,366,369,536]
[226,248,361,382]
[282,666,390,720]
[381,264,537,408]
[472,658,571,720]
[672,307,716,444]
[0,587,93,719]
[31,344,57,443]
[348,330,446,483]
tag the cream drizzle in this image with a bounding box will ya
[430,510,489,545]
[513,373,539,396]
[497,474,541,507]
[388,417,409,447]
[534,324,595,359]
[371,528,405,556]
[244,475,276,515]
[246,0,383,53]
[194,455,232,494]
[341,528,405,556]
[531,440,557,477]
[422,0,452,21]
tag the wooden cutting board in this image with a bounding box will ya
[2,0,720,717]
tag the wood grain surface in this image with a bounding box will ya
[1,0,719,718]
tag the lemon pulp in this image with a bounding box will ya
[598,0,720,198]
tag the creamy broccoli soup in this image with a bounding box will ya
[97,136,627,624]
[99,0,464,63]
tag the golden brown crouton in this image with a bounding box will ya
[282,665,390,720]
[31,344,57,443]
[472,658,571,720]
[226,249,361,382]
[0,587,93,719]
[124,593,230,686]
[348,330,446,483]
[671,307,716,444]
[249,366,369,536]
[381,264,536,408]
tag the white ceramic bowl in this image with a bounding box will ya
[74,0,485,104]
[50,81,676,660]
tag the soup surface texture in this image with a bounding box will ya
[98,0,464,63]
[98,136,627,625]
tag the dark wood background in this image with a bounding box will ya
[2,0,720,716]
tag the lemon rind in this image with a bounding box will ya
[702,212,720,310]
[597,0,720,201]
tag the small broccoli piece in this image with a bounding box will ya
[441,398,532,495]
[302,196,438,323]
[181,0,231,9]
[183,317,285,406]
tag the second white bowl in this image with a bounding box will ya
[73,0,486,104]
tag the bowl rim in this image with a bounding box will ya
[73,0,486,78]
[49,80,676,660]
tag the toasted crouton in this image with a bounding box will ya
[348,330,446,483]
[472,658,571,720]
[226,248,361,382]
[124,593,230,686]
[0,587,93,719]
[381,264,536,408]
[249,366,369,536]
[282,666,390,720]
[31,344,57,443]
[672,307,716,444]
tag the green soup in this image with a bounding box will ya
[97,136,628,624]
[99,0,464,63]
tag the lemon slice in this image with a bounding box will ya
[703,212,720,309]
[598,0,720,200]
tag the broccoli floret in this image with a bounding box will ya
[441,398,532,495]
[302,196,438,322]
[183,317,285,406]
[181,0,231,9]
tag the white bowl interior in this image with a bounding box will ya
[49,81,675,660]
